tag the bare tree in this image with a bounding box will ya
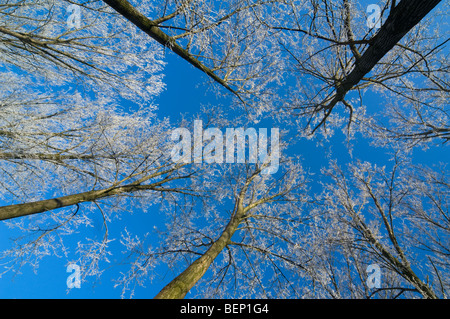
[0,97,205,278]
[101,0,446,139]
[102,0,287,116]
[362,88,449,148]
[0,0,191,280]
[114,159,310,298]
[1,0,447,300]
[308,156,449,299]
[0,0,167,101]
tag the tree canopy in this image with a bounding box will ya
[0,0,448,299]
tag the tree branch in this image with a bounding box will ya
[102,0,242,100]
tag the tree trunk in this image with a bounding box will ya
[0,165,186,221]
[326,0,442,109]
[0,185,145,221]
[154,205,245,299]
[102,0,237,97]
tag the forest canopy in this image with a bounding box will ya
[0,0,448,299]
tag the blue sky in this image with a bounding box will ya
[1,47,446,297]
[0,51,186,299]
[0,1,448,299]
[1,47,447,297]
[0,48,240,299]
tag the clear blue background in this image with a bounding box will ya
[0,3,448,298]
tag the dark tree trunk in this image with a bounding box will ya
[327,0,442,109]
